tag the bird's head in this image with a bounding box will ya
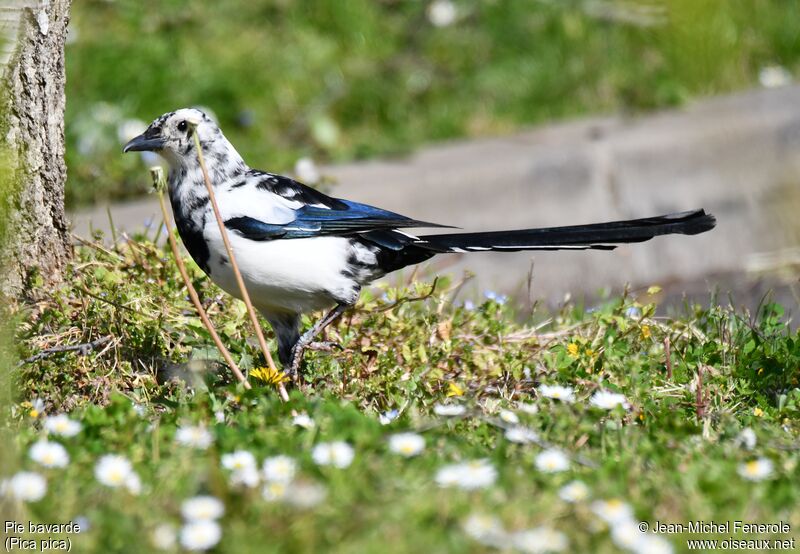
[123,108,231,168]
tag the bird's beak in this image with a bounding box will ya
[123,132,165,153]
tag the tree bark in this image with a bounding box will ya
[0,0,71,296]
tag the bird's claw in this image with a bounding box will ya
[307,341,342,352]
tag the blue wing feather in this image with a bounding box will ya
[225,199,452,241]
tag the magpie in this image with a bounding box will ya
[124,108,716,375]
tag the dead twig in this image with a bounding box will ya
[20,335,113,365]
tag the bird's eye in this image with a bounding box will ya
[177,120,188,132]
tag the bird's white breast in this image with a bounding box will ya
[203,224,359,314]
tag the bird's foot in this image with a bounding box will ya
[307,341,342,352]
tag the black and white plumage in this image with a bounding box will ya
[124,108,716,374]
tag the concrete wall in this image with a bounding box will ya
[70,85,800,303]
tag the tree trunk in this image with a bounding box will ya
[0,0,71,296]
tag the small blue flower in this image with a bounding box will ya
[625,306,642,318]
[463,300,475,311]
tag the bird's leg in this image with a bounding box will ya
[290,304,348,375]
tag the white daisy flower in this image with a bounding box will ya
[175,425,213,450]
[512,527,569,553]
[538,385,576,403]
[221,450,257,472]
[179,520,221,551]
[504,426,539,444]
[738,458,774,481]
[433,403,466,417]
[427,0,457,27]
[94,455,134,489]
[435,460,497,490]
[284,481,327,508]
[43,414,82,437]
[292,413,315,429]
[558,480,589,503]
[6,471,47,502]
[759,65,792,88]
[388,433,425,457]
[29,440,69,468]
[181,495,225,522]
[262,455,297,483]
[462,513,507,548]
[214,410,225,424]
[590,390,630,410]
[151,524,177,550]
[262,481,289,502]
[590,499,635,525]
[29,397,46,418]
[535,449,570,473]
[230,467,260,489]
[736,428,757,451]
[610,520,649,551]
[294,157,321,185]
[311,442,354,468]
[499,410,519,424]
[125,472,142,495]
[517,402,539,415]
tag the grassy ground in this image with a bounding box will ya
[3,229,799,552]
[65,0,800,206]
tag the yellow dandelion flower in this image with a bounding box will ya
[585,348,595,357]
[753,407,764,417]
[250,366,289,387]
[447,382,464,397]
[566,343,579,357]
[641,325,651,339]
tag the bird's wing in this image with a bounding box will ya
[222,171,451,241]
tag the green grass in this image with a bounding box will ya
[4,229,799,552]
[65,0,800,206]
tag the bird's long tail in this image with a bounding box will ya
[416,209,716,253]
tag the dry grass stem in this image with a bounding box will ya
[188,125,290,402]
[152,167,251,390]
